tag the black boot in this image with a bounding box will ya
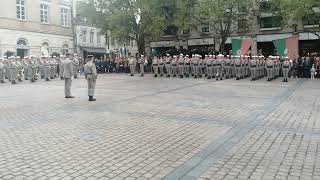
[141,74,144,77]
[1,80,5,83]
[12,80,16,84]
[154,74,157,77]
[60,77,64,80]
[173,74,176,77]
[89,96,96,101]
[46,78,50,81]
[236,77,239,80]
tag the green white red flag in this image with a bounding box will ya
[232,38,253,56]
[272,37,299,59]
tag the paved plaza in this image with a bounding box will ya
[0,74,319,180]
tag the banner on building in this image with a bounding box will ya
[232,38,253,56]
[272,37,299,59]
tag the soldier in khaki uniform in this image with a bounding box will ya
[152,56,159,77]
[62,53,74,98]
[0,58,5,83]
[178,54,185,78]
[138,55,145,77]
[84,55,98,101]
[282,57,290,82]
[129,55,136,76]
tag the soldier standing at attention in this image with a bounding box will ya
[171,55,178,77]
[184,55,191,77]
[206,55,213,79]
[128,55,136,76]
[165,54,172,78]
[139,55,145,77]
[216,54,224,80]
[250,56,258,81]
[159,56,165,77]
[84,55,97,101]
[62,53,74,98]
[235,56,241,80]
[192,55,199,79]
[266,57,274,81]
[152,56,159,77]
[224,55,231,79]
[178,54,185,78]
[282,57,290,82]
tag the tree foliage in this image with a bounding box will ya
[195,0,253,53]
[271,0,320,38]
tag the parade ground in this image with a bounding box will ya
[0,74,320,180]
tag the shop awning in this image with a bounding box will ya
[81,47,108,54]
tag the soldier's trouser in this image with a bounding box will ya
[44,68,50,79]
[179,65,184,75]
[172,65,177,75]
[267,68,273,79]
[129,64,135,74]
[0,70,4,81]
[139,64,144,74]
[16,69,22,80]
[24,68,29,79]
[213,66,217,77]
[216,66,221,77]
[225,66,230,78]
[283,68,289,79]
[65,78,72,97]
[153,65,158,75]
[236,67,241,78]
[9,69,16,81]
[159,65,164,75]
[184,65,190,75]
[251,68,256,79]
[87,75,96,96]
[207,66,213,77]
[165,64,171,75]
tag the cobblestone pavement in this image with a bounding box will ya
[0,74,319,180]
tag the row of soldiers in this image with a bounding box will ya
[0,55,81,84]
[148,54,292,82]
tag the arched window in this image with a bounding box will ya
[62,44,69,55]
[41,42,50,56]
[17,39,28,46]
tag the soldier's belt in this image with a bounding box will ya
[166,62,171,64]
[185,63,190,65]
[267,66,273,68]
[236,65,241,67]
[225,64,230,66]
[172,65,177,66]
[283,66,289,68]
[207,65,212,67]
[153,64,158,66]
[251,65,257,67]
[160,63,164,65]
[179,63,184,65]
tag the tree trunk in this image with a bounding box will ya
[220,40,226,54]
[137,36,145,56]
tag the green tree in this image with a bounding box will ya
[195,0,254,53]
[77,0,170,55]
[271,0,320,38]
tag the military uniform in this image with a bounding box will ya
[198,56,204,78]
[224,56,231,79]
[84,57,98,101]
[165,55,172,78]
[282,57,290,82]
[250,56,258,81]
[216,54,224,80]
[184,55,191,77]
[235,57,241,80]
[152,57,159,77]
[62,55,74,98]
[206,55,213,79]
[138,55,145,77]
[266,57,274,81]
[192,55,199,78]
[178,55,185,78]
[129,57,136,76]
[159,57,165,76]
[171,56,178,77]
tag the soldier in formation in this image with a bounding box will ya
[0,54,80,85]
[149,54,294,83]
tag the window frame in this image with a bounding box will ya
[16,0,26,20]
[40,3,49,24]
[61,7,70,27]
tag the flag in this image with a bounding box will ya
[273,37,299,59]
[232,38,253,56]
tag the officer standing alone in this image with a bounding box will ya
[62,53,74,98]
[84,55,97,101]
